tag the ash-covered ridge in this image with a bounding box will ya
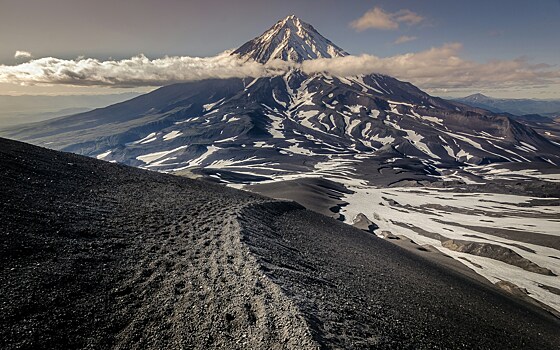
[2,136,560,349]
[232,15,348,63]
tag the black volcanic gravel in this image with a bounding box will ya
[241,204,560,349]
[1,137,559,349]
[0,138,314,350]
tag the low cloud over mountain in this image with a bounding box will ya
[1,44,559,92]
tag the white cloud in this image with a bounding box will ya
[394,35,417,44]
[0,52,279,87]
[350,7,398,31]
[350,7,425,31]
[0,45,559,94]
[301,43,560,90]
[14,51,33,60]
[394,10,424,26]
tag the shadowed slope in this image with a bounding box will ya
[0,137,559,349]
[0,137,314,350]
[240,205,560,349]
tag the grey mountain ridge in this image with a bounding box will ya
[2,136,560,349]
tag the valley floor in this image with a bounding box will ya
[1,137,559,349]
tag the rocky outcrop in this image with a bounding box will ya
[351,213,378,233]
[442,239,556,276]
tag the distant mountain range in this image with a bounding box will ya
[453,93,560,118]
[0,92,142,127]
[452,93,560,143]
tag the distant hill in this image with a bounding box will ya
[453,93,560,117]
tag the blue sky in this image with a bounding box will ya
[1,0,559,98]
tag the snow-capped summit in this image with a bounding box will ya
[232,15,348,63]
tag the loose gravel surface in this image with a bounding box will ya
[1,137,559,349]
[0,138,314,350]
[241,204,560,349]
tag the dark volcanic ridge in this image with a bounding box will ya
[2,137,560,349]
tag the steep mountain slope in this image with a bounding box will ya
[4,73,558,181]
[2,137,560,349]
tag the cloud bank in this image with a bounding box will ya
[0,45,559,93]
[301,43,560,90]
[350,7,425,31]
[0,52,277,88]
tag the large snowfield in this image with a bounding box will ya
[341,186,560,312]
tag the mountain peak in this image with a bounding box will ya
[281,14,299,23]
[232,15,348,64]
[464,93,492,101]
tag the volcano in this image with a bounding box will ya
[3,15,559,182]
[232,15,348,63]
